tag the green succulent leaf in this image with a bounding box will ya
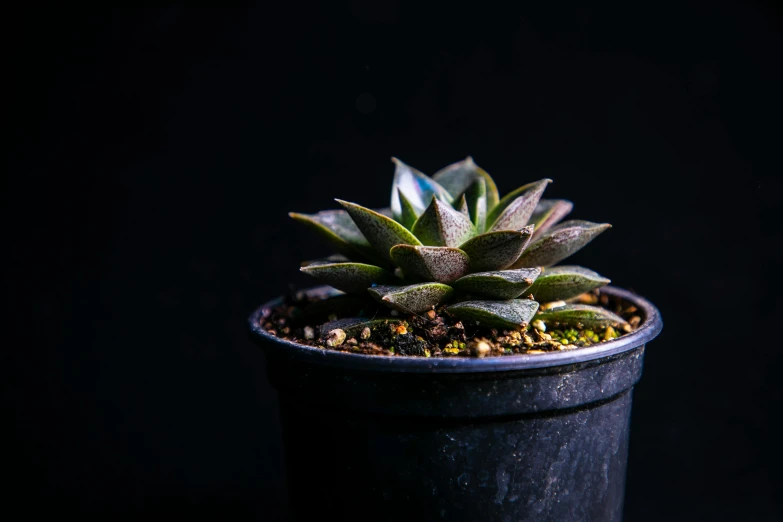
[300,262,398,294]
[317,318,405,341]
[488,179,552,232]
[431,156,500,209]
[464,177,488,233]
[535,304,627,329]
[458,226,534,272]
[289,210,382,264]
[512,220,611,268]
[337,199,423,261]
[397,189,420,230]
[487,178,551,226]
[368,283,454,313]
[447,299,540,329]
[411,197,477,247]
[529,199,574,241]
[390,245,470,284]
[527,265,610,303]
[452,267,542,299]
[390,157,453,223]
[456,194,470,219]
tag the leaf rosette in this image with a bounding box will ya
[291,157,614,330]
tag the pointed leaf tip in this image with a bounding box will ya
[529,199,574,240]
[463,176,488,232]
[300,262,397,294]
[459,227,534,272]
[512,220,611,268]
[390,245,470,284]
[390,158,453,224]
[536,304,627,329]
[397,188,420,230]
[488,178,551,232]
[432,157,499,209]
[453,267,541,299]
[411,197,476,247]
[527,265,610,303]
[338,199,422,261]
[289,209,382,264]
[456,194,470,218]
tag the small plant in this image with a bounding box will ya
[251,157,662,520]
[287,157,630,354]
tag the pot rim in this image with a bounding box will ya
[247,285,662,373]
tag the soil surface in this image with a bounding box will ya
[258,290,642,358]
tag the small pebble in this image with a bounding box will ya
[604,326,616,341]
[360,327,371,340]
[469,340,491,358]
[532,319,546,332]
[326,329,346,347]
[303,326,315,340]
[576,293,598,304]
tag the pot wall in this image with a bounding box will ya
[249,287,661,522]
[279,391,633,521]
[268,350,641,522]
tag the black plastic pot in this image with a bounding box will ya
[248,286,662,522]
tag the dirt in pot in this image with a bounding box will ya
[259,289,642,358]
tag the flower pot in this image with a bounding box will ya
[248,286,662,522]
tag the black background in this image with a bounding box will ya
[6,3,782,521]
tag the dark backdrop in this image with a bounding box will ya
[6,3,781,521]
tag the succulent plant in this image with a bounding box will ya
[290,157,625,331]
